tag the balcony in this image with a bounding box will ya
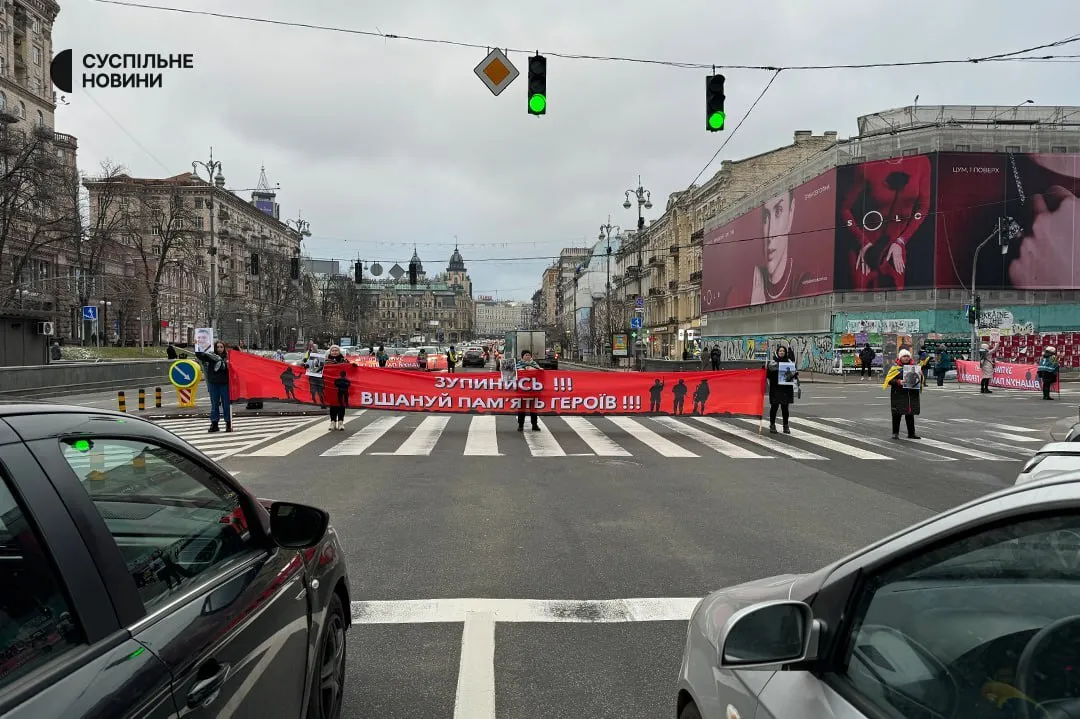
[12,13,26,37]
[668,280,678,291]
[689,270,702,283]
[669,246,679,256]
[52,131,78,148]
[648,287,662,297]
[690,229,704,246]
[668,316,677,324]
[648,256,663,265]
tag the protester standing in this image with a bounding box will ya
[447,345,459,373]
[376,345,389,367]
[978,343,996,393]
[1038,346,1060,400]
[883,348,922,440]
[710,345,721,370]
[766,346,797,434]
[417,348,428,371]
[318,344,349,430]
[516,350,541,432]
[934,345,952,387]
[195,340,232,433]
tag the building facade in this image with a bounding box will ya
[83,168,305,348]
[553,247,591,353]
[698,105,1080,373]
[355,248,474,345]
[474,297,529,336]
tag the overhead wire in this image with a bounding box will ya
[92,1,1080,71]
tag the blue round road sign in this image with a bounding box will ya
[169,359,201,389]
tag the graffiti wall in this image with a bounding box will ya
[703,333,835,373]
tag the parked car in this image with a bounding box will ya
[677,470,1080,719]
[1061,421,1080,442]
[1014,441,1080,485]
[461,347,486,368]
[0,405,350,719]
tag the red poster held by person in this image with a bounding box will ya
[954,359,1059,392]
[228,352,766,417]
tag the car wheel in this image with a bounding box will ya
[308,593,347,719]
[679,702,702,719]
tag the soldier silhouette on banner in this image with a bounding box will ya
[647,379,665,413]
[279,366,299,401]
[692,379,710,415]
[671,379,688,415]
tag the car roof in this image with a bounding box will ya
[1034,442,1080,454]
[0,404,137,420]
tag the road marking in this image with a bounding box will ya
[955,419,1042,433]
[985,430,1043,443]
[608,417,698,457]
[694,417,823,460]
[453,612,495,719]
[912,436,1015,461]
[322,416,402,456]
[350,597,700,623]
[239,412,366,456]
[733,418,892,459]
[652,417,767,458]
[524,419,565,456]
[793,417,957,462]
[379,415,450,455]
[464,416,501,456]
[950,436,1032,458]
[562,416,631,456]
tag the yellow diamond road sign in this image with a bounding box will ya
[474,48,519,96]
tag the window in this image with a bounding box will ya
[59,438,257,613]
[1005,145,1022,153]
[35,109,42,128]
[954,144,970,152]
[1052,146,1068,153]
[0,477,84,687]
[841,514,1080,717]
[17,101,24,119]
[0,92,5,110]
[32,46,40,65]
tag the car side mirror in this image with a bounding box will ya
[719,600,821,670]
[269,502,329,549]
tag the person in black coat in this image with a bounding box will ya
[766,346,798,434]
[322,344,349,430]
[884,348,922,440]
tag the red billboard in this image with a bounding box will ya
[701,169,837,311]
[935,152,1080,290]
[834,155,936,291]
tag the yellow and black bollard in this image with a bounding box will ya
[155,386,162,408]
[138,388,146,411]
[117,391,126,412]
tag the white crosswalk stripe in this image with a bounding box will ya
[160,412,1052,463]
[153,415,322,460]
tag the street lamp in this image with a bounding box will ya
[192,148,224,334]
[235,317,243,347]
[599,219,620,366]
[970,216,1022,356]
[97,298,112,347]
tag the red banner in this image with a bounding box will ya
[228,352,765,416]
[954,359,1060,392]
[349,354,448,370]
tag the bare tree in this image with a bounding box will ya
[0,122,80,306]
[69,161,129,340]
[250,249,300,348]
[122,184,199,344]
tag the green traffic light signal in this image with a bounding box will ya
[529,93,546,114]
[708,110,726,130]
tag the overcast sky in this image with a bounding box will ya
[55,0,1080,301]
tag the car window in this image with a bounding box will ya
[0,476,84,688]
[59,438,258,614]
[841,514,1080,718]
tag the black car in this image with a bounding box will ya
[0,405,350,718]
[461,348,486,367]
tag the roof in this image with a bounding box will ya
[0,404,135,419]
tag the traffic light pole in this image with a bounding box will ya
[969,217,1018,357]
[599,219,619,367]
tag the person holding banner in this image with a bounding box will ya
[195,340,232,433]
[978,343,997,394]
[1038,346,1060,400]
[766,346,798,434]
[883,348,922,440]
[323,344,349,430]
[515,350,541,432]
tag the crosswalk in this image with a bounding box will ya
[149,412,1049,464]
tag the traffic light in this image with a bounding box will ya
[705,74,725,131]
[527,54,546,116]
[354,261,363,284]
[974,295,981,323]
[408,261,418,285]
[250,253,259,276]
[289,257,300,281]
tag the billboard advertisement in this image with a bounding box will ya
[701,169,837,311]
[834,155,936,291]
[935,152,1080,290]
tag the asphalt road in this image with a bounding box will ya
[46,367,1080,718]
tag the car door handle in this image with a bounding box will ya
[186,661,231,709]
